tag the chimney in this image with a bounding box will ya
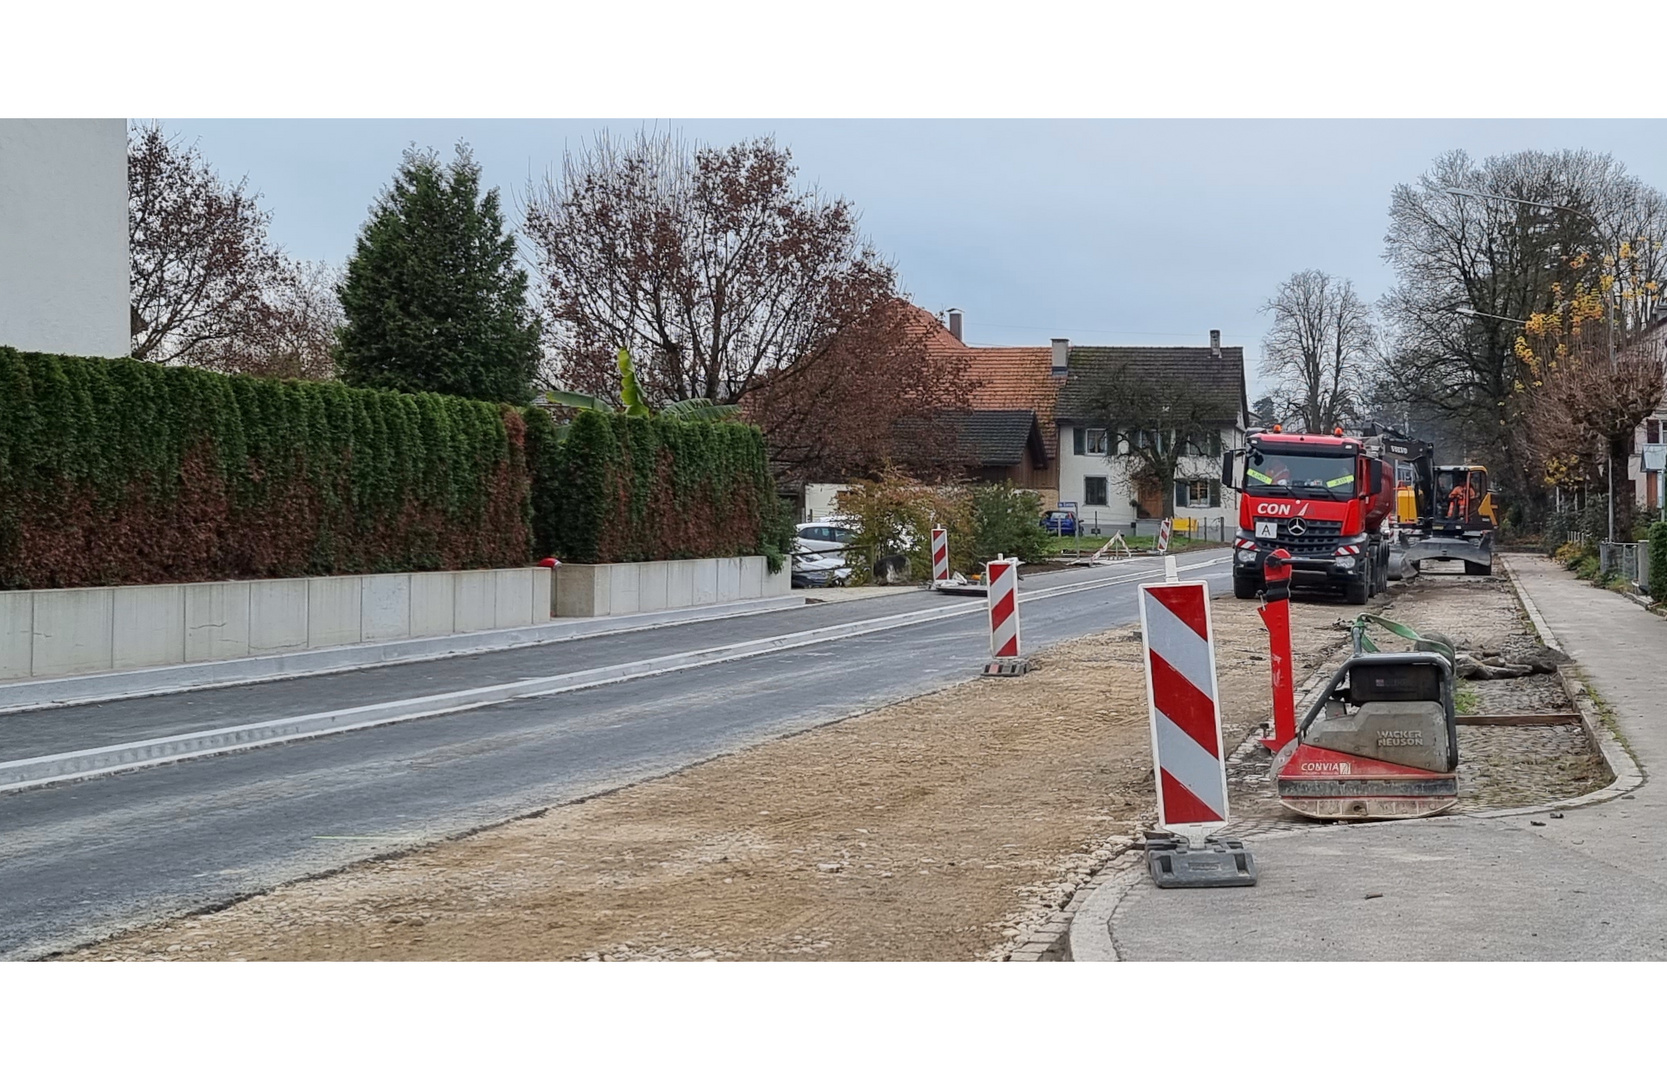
[1051,338,1069,374]
[1210,329,1222,358]
[946,308,964,342]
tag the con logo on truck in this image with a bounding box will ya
[1254,501,1311,516]
[1299,761,1353,775]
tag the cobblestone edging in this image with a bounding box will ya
[1061,562,1644,961]
[1012,632,1355,960]
[1488,555,1644,811]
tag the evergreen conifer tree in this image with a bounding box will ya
[336,145,539,402]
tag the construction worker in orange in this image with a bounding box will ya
[1447,474,1477,521]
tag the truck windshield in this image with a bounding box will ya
[1244,449,1356,497]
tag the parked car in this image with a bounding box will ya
[790,547,853,588]
[1041,509,1079,536]
[794,519,859,554]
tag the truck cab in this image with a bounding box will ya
[1222,429,1392,605]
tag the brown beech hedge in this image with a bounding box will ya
[0,348,532,589]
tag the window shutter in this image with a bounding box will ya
[1174,482,1188,509]
[1073,427,1085,456]
[1209,479,1221,507]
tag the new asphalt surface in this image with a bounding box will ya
[0,551,1231,960]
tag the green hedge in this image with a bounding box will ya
[532,410,791,569]
[0,348,532,589]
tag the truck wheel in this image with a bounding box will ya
[1233,575,1260,600]
[1344,579,1369,605]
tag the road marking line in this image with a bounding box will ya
[0,555,1231,794]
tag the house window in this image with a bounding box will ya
[1173,479,1220,508]
[1085,428,1109,455]
[1084,477,1109,506]
[1186,431,1222,456]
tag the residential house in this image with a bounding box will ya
[1053,331,1248,534]
[1626,314,1667,515]
[877,307,1247,532]
[920,308,1065,506]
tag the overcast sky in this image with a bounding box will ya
[161,119,1667,397]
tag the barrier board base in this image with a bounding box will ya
[1144,832,1258,888]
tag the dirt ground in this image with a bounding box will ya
[71,565,1605,962]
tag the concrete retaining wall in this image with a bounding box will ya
[552,556,788,618]
[0,568,551,682]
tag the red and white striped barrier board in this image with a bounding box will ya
[931,527,950,582]
[1138,580,1229,832]
[986,558,1020,658]
[1156,517,1173,554]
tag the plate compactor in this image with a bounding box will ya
[1270,614,1460,822]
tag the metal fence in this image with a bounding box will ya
[1599,541,1640,583]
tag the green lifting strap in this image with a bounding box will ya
[1350,613,1456,662]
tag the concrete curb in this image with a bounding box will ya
[1066,565,1646,960]
[1061,588,1361,962]
[0,558,1226,794]
[0,594,806,715]
[1493,555,1645,808]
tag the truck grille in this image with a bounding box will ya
[1264,518,1342,556]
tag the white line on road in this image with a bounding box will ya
[0,555,1230,794]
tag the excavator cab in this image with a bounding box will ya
[1433,466,1495,535]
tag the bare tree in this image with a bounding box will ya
[1082,362,1232,518]
[128,121,287,365]
[1380,147,1667,522]
[197,260,343,380]
[1260,270,1376,433]
[524,129,967,479]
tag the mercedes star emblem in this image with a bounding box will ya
[1287,517,1308,537]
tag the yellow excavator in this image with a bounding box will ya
[1369,429,1497,577]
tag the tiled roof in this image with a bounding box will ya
[961,349,1062,446]
[911,305,1063,460]
[1054,346,1247,426]
[941,409,1046,468]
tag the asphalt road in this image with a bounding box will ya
[0,552,1231,960]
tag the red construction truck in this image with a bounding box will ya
[1221,427,1395,604]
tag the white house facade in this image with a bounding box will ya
[0,118,128,357]
[1050,334,1249,536]
[1056,423,1245,534]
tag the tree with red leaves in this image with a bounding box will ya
[1518,287,1665,540]
[128,121,343,379]
[523,130,969,481]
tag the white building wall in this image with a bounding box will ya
[0,119,128,357]
[1056,423,1243,534]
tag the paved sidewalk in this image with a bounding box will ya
[1077,555,1667,961]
